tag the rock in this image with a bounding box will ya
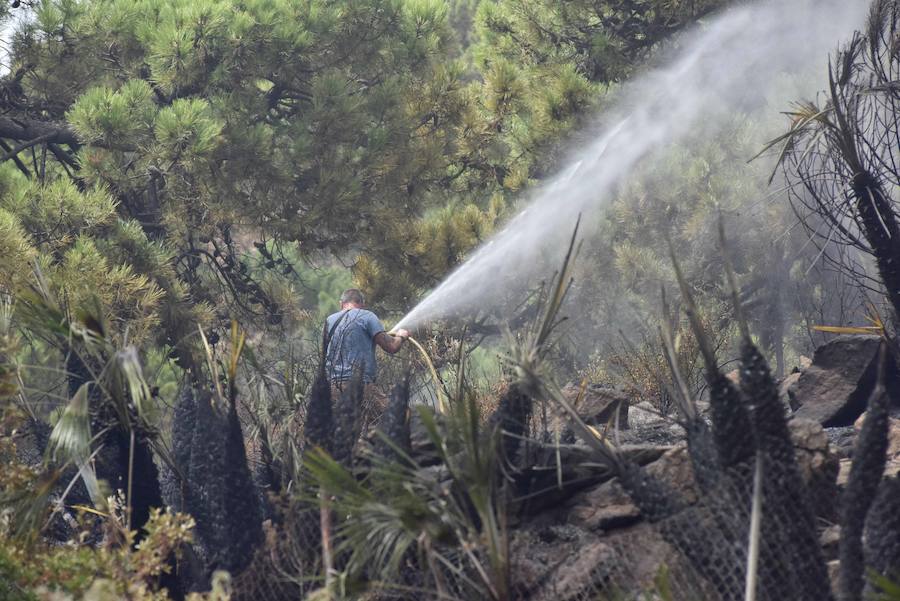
[509,524,615,601]
[837,413,900,480]
[792,335,884,426]
[567,420,837,530]
[837,458,852,487]
[842,414,900,480]
[834,455,897,487]
[779,371,801,411]
[853,414,900,456]
[538,443,669,471]
[628,401,663,427]
[790,418,838,482]
[511,523,688,601]
[560,383,629,429]
[827,559,840,594]
[694,398,710,416]
[565,444,697,532]
[618,402,684,446]
[618,444,674,465]
[601,522,688,595]
[646,444,699,505]
[789,418,840,520]
[820,524,841,561]
[825,426,856,458]
[565,479,641,532]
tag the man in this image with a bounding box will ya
[324,288,409,424]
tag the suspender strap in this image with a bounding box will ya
[322,309,351,357]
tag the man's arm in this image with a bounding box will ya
[375,329,409,354]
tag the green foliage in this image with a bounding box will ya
[0,0,492,363]
[356,198,505,307]
[2,180,117,249]
[872,573,900,601]
[0,504,203,601]
[153,99,223,162]
[304,379,510,599]
[298,263,354,322]
[355,0,731,307]
[0,210,35,294]
[42,236,165,344]
[67,80,157,146]
[0,0,734,364]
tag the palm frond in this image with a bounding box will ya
[46,382,91,465]
[752,101,836,184]
[114,347,152,423]
[198,325,224,408]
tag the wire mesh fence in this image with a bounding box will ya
[227,440,843,601]
[576,462,821,601]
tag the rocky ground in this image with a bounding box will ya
[406,334,900,600]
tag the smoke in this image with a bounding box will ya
[395,0,869,332]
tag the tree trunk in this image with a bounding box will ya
[852,171,900,326]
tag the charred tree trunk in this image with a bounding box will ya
[706,371,755,472]
[331,369,363,467]
[863,475,900,585]
[838,346,892,601]
[375,375,411,461]
[740,338,833,601]
[851,171,900,325]
[682,418,722,495]
[489,383,532,469]
[66,350,163,537]
[167,387,263,590]
[303,372,334,454]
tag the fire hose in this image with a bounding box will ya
[393,331,447,414]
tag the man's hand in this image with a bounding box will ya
[376,329,408,354]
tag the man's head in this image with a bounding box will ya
[340,288,366,310]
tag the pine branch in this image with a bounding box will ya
[0,138,31,178]
[0,117,80,146]
[0,132,57,165]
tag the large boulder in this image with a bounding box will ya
[732,368,800,411]
[792,335,892,426]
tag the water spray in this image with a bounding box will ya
[386,0,867,416]
[390,0,867,336]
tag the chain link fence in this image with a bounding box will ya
[229,434,845,601]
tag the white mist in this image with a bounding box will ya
[395,0,869,332]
